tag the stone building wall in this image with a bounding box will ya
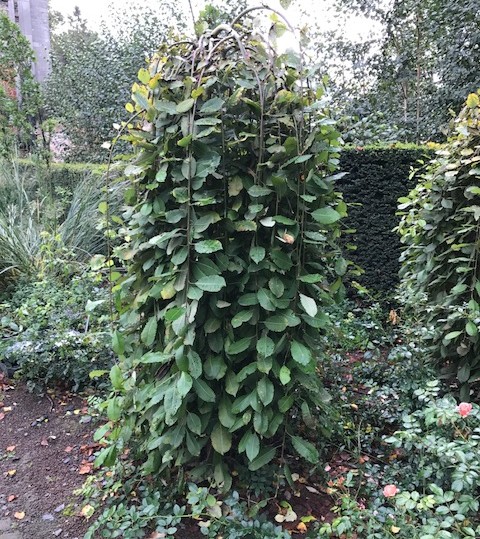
[5,0,51,82]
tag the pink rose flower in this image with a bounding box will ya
[458,402,473,417]
[383,484,398,497]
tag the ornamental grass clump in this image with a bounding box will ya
[99,9,347,486]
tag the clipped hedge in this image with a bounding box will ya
[339,145,435,298]
[16,159,107,192]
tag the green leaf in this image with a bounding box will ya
[219,398,236,429]
[90,369,108,380]
[279,366,291,385]
[107,397,122,421]
[176,98,195,113]
[248,446,276,471]
[269,277,284,298]
[132,91,150,110]
[299,294,318,317]
[311,207,341,225]
[444,330,462,342]
[226,337,253,355]
[245,432,260,461]
[291,341,312,366]
[258,288,275,311]
[155,100,178,114]
[232,310,254,328]
[110,364,123,390]
[165,306,186,322]
[200,97,224,114]
[177,372,193,397]
[141,316,157,346]
[250,246,266,264]
[187,412,202,435]
[193,379,216,402]
[248,185,272,197]
[264,315,288,332]
[188,350,202,378]
[257,335,275,357]
[291,436,319,463]
[194,240,223,254]
[257,377,274,406]
[195,275,226,292]
[279,394,294,412]
[211,423,232,455]
[466,321,478,336]
[177,134,193,147]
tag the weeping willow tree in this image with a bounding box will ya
[98,8,347,488]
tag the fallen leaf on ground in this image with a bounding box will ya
[79,462,93,474]
[6,445,15,452]
[64,446,73,453]
[0,413,5,421]
[40,438,49,446]
[14,511,25,520]
[296,522,307,532]
[148,533,166,539]
[7,495,17,502]
[3,406,12,412]
[5,469,16,477]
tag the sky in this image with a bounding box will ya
[48,0,379,43]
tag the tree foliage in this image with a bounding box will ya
[398,92,480,398]
[98,11,346,484]
[308,0,480,143]
[0,13,41,155]
[45,6,182,162]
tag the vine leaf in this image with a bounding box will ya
[211,423,232,455]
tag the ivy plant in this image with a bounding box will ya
[398,91,480,399]
[99,10,346,486]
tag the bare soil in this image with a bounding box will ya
[0,378,93,539]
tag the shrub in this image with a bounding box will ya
[397,92,480,397]
[319,386,480,538]
[98,10,347,485]
[339,145,434,299]
[0,270,113,391]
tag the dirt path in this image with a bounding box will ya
[0,379,94,539]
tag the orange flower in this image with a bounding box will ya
[383,484,398,497]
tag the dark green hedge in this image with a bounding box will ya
[339,145,435,298]
[16,159,107,191]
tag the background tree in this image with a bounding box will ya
[0,13,41,155]
[305,0,480,143]
[45,5,183,162]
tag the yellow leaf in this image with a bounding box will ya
[467,93,479,108]
[6,469,16,477]
[14,511,25,520]
[161,282,176,300]
[391,525,401,534]
[81,504,95,519]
